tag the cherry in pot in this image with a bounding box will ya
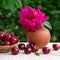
[4,41,11,46]
[5,34,11,41]
[18,44,25,50]
[9,32,15,37]
[0,32,5,39]
[11,47,19,55]
[42,47,50,54]
[53,44,60,50]
[10,37,18,45]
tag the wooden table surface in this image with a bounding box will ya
[0,43,60,60]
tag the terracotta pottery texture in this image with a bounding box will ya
[26,28,51,48]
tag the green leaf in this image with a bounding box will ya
[3,0,17,13]
[34,52,40,56]
[51,34,57,42]
[50,10,60,14]
[14,0,22,9]
[17,0,22,9]
[44,21,52,29]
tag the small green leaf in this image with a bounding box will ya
[50,10,60,14]
[3,0,17,13]
[51,34,57,42]
[44,21,52,29]
[17,0,22,9]
[34,52,40,56]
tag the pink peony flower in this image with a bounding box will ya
[20,6,49,31]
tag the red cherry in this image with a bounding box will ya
[11,47,19,55]
[42,47,50,54]
[29,43,34,48]
[53,44,60,50]
[31,45,39,52]
[18,44,25,50]
[26,43,39,52]
[9,32,15,36]
[4,41,10,46]
[0,32,5,39]
[10,37,18,45]
[24,47,32,54]
[26,44,31,48]
[5,34,11,41]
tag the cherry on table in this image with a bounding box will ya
[53,44,60,50]
[26,44,31,48]
[11,47,19,55]
[29,43,34,48]
[31,45,39,52]
[24,47,32,54]
[42,47,50,54]
[26,43,39,52]
[18,43,25,50]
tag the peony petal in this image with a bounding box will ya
[25,19,35,27]
[19,6,49,31]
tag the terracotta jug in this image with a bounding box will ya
[26,27,51,48]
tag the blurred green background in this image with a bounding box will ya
[0,0,60,42]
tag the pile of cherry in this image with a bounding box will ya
[11,43,60,55]
[0,32,60,55]
[0,32,18,46]
[11,43,39,55]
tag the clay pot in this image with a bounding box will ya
[26,27,51,48]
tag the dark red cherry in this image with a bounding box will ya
[18,44,25,50]
[26,44,31,48]
[24,47,32,54]
[9,32,15,36]
[42,47,50,54]
[5,34,11,41]
[53,44,60,50]
[11,47,19,55]
[10,37,18,45]
[0,32,5,39]
[31,45,39,52]
[4,41,10,46]
[29,43,34,48]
